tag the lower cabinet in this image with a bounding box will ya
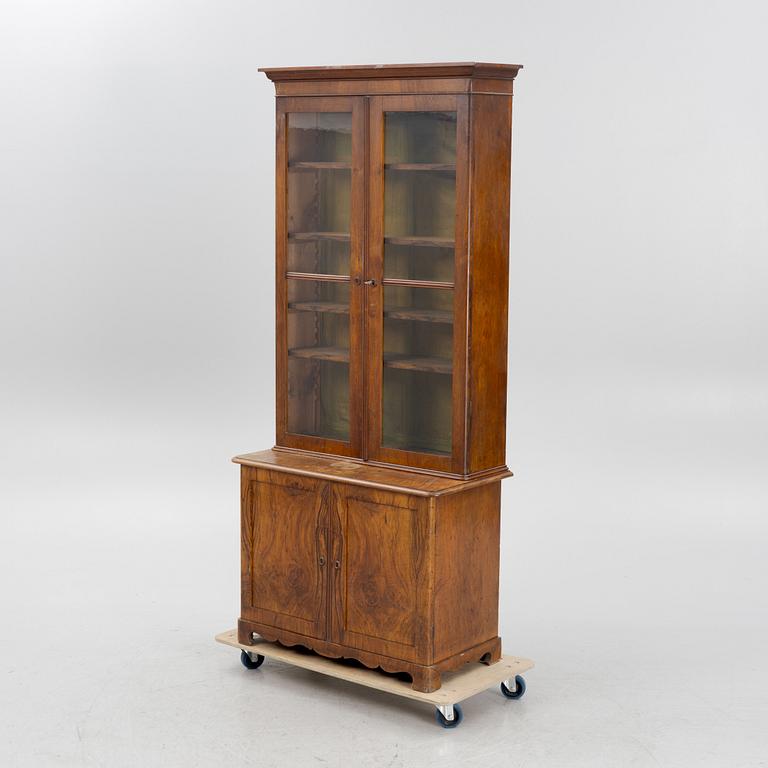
[238,461,504,692]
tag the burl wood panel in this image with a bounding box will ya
[240,467,328,641]
[433,482,502,662]
[331,485,432,663]
[466,94,514,475]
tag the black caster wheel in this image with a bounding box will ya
[434,704,463,729]
[500,675,526,699]
[240,649,265,670]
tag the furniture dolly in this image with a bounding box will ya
[216,629,533,728]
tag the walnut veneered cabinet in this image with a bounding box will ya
[269,62,521,479]
[236,62,522,693]
[235,450,510,692]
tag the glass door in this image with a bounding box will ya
[276,97,364,456]
[366,96,469,473]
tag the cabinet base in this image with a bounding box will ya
[238,618,501,693]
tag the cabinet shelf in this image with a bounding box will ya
[384,236,454,248]
[289,301,349,314]
[289,346,350,364]
[385,163,456,173]
[289,347,452,374]
[289,161,351,170]
[289,232,351,242]
[383,354,452,375]
[384,307,453,324]
[288,303,451,323]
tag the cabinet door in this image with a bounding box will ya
[365,95,469,474]
[276,97,366,457]
[241,469,329,640]
[329,485,431,662]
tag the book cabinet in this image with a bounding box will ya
[236,62,522,692]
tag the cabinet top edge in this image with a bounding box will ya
[259,62,523,83]
[232,449,512,497]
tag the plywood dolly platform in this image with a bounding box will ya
[216,629,534,729]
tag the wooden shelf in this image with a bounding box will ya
[289,301,349,314]
[384,354,452,375]
[384,236,454,248]
[289,232,350,242]
[286,272,350,283]
[385,163,456,172]
[384,307,453,324]
[289,161,351,170]
[289,346,350,364]
[382,278,454,290]
[289,347,451,373]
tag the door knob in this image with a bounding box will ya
[363,279,377,286]
[319,555,326,566]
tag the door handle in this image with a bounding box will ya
[363,279,376,286]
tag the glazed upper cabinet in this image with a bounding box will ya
[265,63,521,478]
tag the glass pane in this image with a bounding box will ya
[288,112,352,163]
[384,112,456,164]
[287,113,351,273]
[383,112,456,282]
[287,279,350,442]
[288,238,349,276]
[382,286,453,455]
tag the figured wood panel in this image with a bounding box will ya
[241,467,329,640]
[433,482,501,661]
[330,485,431,662]
[466,94,514,474]
[346,497,415,646]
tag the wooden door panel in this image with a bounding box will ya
[241,469,329,640]
[330,485,430,662]
[346,498,416,646]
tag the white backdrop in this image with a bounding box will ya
[1,1,766,766]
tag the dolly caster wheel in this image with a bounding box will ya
[240,649,265,670]
[500,675,526,699]
[434,703,463,728]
